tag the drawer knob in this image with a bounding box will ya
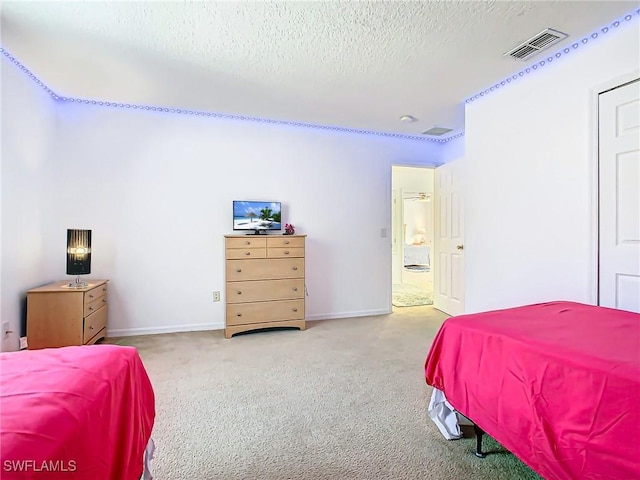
[89,306,93,311]
[236,269,242,273]
[293,287,298,291]
[237,291,242,295]
[103,288,107,292]
[102,299,106,303]
[89,294,94,299]
[292,266,298,270]
[89,326,94,330]
[284,250,289,254]
[293,308,298,312]
[237,313,242,317]
[245,241,250,245]
[284,240,290,245]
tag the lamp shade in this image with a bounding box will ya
[66,229,91,275]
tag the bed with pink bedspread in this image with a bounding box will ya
[0,345,155,479]
[424,301,640,480]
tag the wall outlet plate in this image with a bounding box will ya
[213,291,221,302]
[20,337,28,350]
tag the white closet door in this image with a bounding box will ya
[599,79,640,313]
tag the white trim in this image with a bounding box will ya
[108,322,224,337]
[306,308,390,321]
[589,70,640,306]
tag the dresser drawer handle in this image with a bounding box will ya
[292,266,298,270]
[293,287,298,291]
[245,241,251,245]
[237,291,242,295]
[89,325,94,330]
[284,240,290,245]
[88,306,94,311]
[237,313,242,317]
[89,294,94,299]
[103,288,107,292]
[293,308,298,312]
[102,298,106,303]
[245,251,251,256]
[236,268,242,273]
[284,250,289,254]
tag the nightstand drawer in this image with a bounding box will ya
[84,283,107,311]
[85,296,107,317]
[84,304,107,344]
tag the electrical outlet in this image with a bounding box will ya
[213,291,221,302]
[20,337,28,350]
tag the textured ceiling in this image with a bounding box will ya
[1,1,639,139]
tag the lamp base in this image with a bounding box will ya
[68,276,88,288]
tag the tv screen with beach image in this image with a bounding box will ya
[233,201,282,231]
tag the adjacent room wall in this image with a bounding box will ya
[464,22,639,313]
[1,61,57,351]
[1,62,442,344]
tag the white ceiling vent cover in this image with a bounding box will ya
[504,28,568,61]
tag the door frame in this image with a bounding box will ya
[589,70,640,305]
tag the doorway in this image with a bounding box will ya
[391,166,434,307]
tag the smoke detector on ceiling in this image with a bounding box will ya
[422,127,453,136]
[504,28,568,61]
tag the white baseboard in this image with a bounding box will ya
[108,322,224,337]
[107,309,391,337]
[306,308,390,321]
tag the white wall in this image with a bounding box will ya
[1,60,58,351]
[1,66,442,345]
[464,22,640,313]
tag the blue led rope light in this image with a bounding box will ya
[0,46,453,143]
[465,9,640,104]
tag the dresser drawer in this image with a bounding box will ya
[84,283,107,311]
[83,304,107,344]
[227,278,305,304]
[226,299,305,326]
[267,237,305,248]
[226,237,266,249]
[226,258,304,281]
[267,247,304,258]
[226,247,266,259]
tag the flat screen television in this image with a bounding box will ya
[233,201,282,234]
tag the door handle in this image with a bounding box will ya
[456,245,464,250]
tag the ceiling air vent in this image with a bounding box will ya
[422,127,453,136]
[504,28,568,61]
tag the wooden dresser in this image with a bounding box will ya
[225,235,306,338]
[26,279,108,349]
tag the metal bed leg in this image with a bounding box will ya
[473,424,486,458]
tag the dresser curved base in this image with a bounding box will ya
[225,319,306,339]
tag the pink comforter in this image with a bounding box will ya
[0,345,155,479]
[425,301,640,480]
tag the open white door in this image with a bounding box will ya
[599,79,640,313]
[434,161,464,316]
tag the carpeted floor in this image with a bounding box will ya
[112,307,540,480]
[392,283,434,307]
